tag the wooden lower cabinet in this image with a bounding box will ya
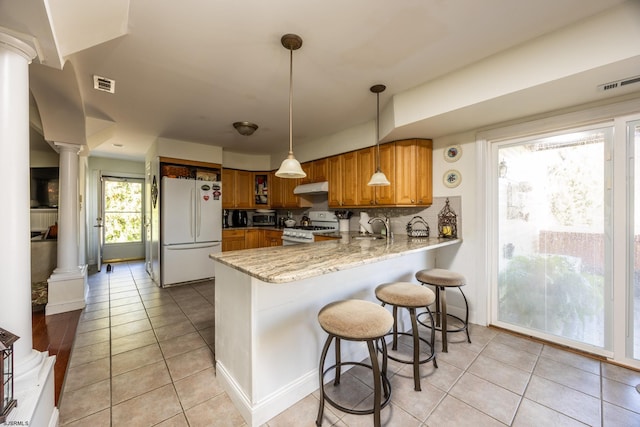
[263,230,283,247]
[222,229,246,252]
[223,229,283,251]
[245,229,262,249]
[314,234,339,242]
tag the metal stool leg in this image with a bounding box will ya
[367,340,382,427]
[334,338,341,385]
[409,307,421,391]
[439,286,449,352]
[459,287,472,343]
[316,334,333,426]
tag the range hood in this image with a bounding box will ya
[293,181,329,195]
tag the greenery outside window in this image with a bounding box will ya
[103,178,143,244]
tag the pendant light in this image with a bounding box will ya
[367,84,390,186]
[275,34,307,179]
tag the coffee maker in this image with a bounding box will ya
[231,210,248,227]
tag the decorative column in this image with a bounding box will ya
[53,143,81,273]
[46,143,87,315]
[0,32,57,425]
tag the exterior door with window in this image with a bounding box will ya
[101,175,145,262]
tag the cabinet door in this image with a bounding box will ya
[357,147,375,206]
[263,230,283,247]
[270,171,283,208]
[414,139,433,205]
[375,143,395,205]
[313,158,328,182]
[328,155,343,207]
[245,229,261,249]
[394,140,417,205]
[282,177,300,208]
[222,229,245,252]
[221,169,235,209]
[299,162,313,184]
[235,170,253,208]
[342,152,358,206]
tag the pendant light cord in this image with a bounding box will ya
[376,91,381,172]
[288,47,294,156]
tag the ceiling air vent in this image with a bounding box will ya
[598,75,640,92]
[93,75,115,94]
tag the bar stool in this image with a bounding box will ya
[415,268,471,352]
[316,299,393,427]
[375,282,437,391]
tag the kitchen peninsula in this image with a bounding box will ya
[209,234,461,426]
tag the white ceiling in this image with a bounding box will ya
[2,0,638,161]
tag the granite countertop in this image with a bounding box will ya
[210,233,461,284]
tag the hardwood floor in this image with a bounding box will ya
[31,307,82,405]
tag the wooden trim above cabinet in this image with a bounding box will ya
[159,157,221,170]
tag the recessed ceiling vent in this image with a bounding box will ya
[93,75,115,94]
[598,75,640,92]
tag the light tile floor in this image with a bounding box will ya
[58,261,640,426]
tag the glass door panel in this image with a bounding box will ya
[496,128,610,348]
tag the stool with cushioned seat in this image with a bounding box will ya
[316,299,393,427]
[375,282,437,391]
[415,268,471,352]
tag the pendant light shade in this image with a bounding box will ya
[275,34,307,179]
[367,84,390,186]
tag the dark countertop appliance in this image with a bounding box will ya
[231,210,248,227]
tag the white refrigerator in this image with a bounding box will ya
[161,177,222,286]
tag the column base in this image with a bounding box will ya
[46,265,88,316]
[6,351,58,427]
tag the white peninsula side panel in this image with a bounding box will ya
[214,249,437,426]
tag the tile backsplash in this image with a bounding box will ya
[279,196,462,238]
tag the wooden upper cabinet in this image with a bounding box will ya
[414,139,433,205]
[375,143,395,205]
[341,151,358,206]
[299,159,328,184]
[221,169,234,209]
[312,158,328,182]
[299,162,313,184]
[222,169,253,209]
[269,171,310,208]
[234,170,253,208]
[269,171,283,208]
[357,147,375,206]
[328,155,343,207]
[394,139,432,206]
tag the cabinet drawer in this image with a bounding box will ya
[223,229,245,238]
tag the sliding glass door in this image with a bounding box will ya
[495,126,611,350]
[630,120,640,359]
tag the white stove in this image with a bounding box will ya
[281,211,339,245]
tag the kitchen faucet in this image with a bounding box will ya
[368,216,392,240]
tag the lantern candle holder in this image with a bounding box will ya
[438,198,458,238]
[0,327,18,423]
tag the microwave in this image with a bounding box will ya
[249,211,276,226]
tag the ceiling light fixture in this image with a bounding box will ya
[275,33,306,179]
[367,84,390,186]
[233,121,258,136]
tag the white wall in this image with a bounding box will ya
[156,137,223,164]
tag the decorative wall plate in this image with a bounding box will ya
[444,145,462,162]
[443,169,461,188]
